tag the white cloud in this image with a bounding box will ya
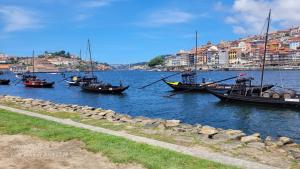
[225,16,238,24]
[226,0,300,35]
[0,6,40,32]
[213,1,226,11]
[233,26,246,34]
[141,9,195,27]
[81,0,112,8]
[75,14,92,21]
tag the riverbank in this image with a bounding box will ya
[0,95,299,168]
[0,109,238,169]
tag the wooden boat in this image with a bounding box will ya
[23,51,55,88]
[0,70,10,85]
[207,89,300,108]
[162,77,274,93]
[80,40,129,94]
[206,10,300,108]
[0,79,10,85]
[67,75,97,86]
[81,82,129,94]
[24,78,54,88]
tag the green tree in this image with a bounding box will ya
[148,56,164,67]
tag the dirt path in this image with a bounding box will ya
[0,134,144,169]
[0,104,279,169]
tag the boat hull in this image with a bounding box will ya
[24,81,55,88]
[207,89,300,108]
[81,84,129,94]
[0,79,10,85]
[67,81,80,86]
[162,79,273,93]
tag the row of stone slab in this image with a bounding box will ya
[0,95,296,147]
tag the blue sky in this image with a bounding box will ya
[0,0,299,64]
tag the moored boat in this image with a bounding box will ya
[162,77,274,93]
[80,39,129,94]
[81,82,129,94]
[23,51,55,88]
[0,79,10,85]
[207,88,300,108]
[24,78,54,88]
[206,10,300,109]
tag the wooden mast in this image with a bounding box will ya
[195,31,198,72]
[87,39,94,78]
[32,50,35,76]
[260,9,271,95]
[79,49,82,60]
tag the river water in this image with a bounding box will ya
[0,70,300,142]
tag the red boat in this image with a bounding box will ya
[24,78,54,88]
[23,50,55,88]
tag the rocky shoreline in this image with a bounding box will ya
[0,95,300,168]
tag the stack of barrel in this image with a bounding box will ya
[262,90,296,99]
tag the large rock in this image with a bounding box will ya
[225,129,246,140]
[23,98,34,103]
[241,133,261,143]
[95,110,114,118]
[264,136,278,148]
[277,137,294,146]
[104,110,115,117]
[199,126,218,136]
[165,120,181,128]
[213,129,245,141]
[119,115,132,123]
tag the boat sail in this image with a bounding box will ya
[207,9,300,108]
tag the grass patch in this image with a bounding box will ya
[0,109,239,169]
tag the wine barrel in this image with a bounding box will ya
[272,92,281,99]
[262,90,274,98]
[283,90,296,99]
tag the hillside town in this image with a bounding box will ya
[135,26,300,71]
[0,51,111,73]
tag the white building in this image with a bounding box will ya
[206,46,219,66]
[218,48,228,66]
[289,37,300,50]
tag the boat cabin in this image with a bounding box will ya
[181,71,197,84]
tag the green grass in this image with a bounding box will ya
[0,109,239,169]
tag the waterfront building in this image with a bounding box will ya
[206,46,219,66]
[290,26,300,36]
[163,53,189,68]
[267,40,281,51]
[9,65,27,73]
[190,47,206,66]
[0,53,9,64]
[176,50,191,67]
[47,57,78,66]
[290,49,300,64]
[164,55,175,67]
[218,48,229,66]
[228,48,240,65]
[289,37,300,50]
